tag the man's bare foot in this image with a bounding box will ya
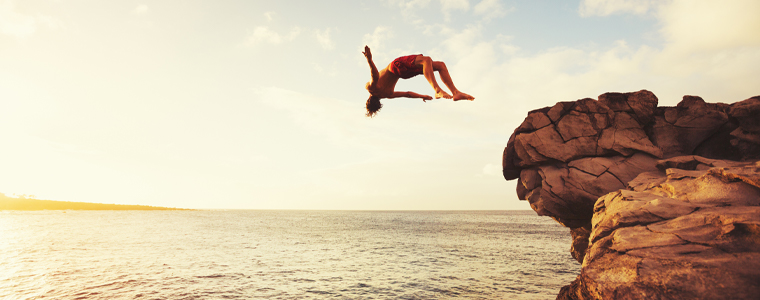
[453,92,474,101]
[435,90,453,99]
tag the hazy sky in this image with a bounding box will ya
[1,0,758,209]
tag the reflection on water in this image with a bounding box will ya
[0,210,579,299]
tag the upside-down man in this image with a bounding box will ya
[362,45,474,117]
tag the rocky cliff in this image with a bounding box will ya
[502,90,760,299]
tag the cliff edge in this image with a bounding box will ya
[502,90,760,299]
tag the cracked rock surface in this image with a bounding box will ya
[502,90,760,299]
[557,158,760,300]
[503,90,759,229]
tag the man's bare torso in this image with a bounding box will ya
[365,64,400,98]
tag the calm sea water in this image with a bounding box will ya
[0,210,579,299]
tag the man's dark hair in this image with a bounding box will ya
[365,95,382,117]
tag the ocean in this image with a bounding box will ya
[0,210,579,299]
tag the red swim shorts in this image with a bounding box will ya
[388,54,423,79]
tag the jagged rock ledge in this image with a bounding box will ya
[501,90,760,299]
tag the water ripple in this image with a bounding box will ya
[0,210,579,299]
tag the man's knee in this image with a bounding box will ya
[416,55,433,66]
[432,61,447,70]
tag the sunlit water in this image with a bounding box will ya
[0,210,579,299]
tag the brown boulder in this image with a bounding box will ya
[505,91,666,227]
[647,96,730,158]
[570,226,592,264]
[502,91,760,299]
[729,96,760,133]
[504,91,760,229]
[516,153,659,228]
[598,90,658,125]
[557,158,760,299]
[727,96,760,160]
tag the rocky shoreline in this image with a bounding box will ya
[502,90,760,299]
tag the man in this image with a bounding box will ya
[362,45,474,117]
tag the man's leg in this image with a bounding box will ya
[415,56,452,99]
[433,61,474,101]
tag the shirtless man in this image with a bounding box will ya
[363,45,474,117]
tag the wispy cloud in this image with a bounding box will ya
[246,26,301,46]
[264,11,275,21]
[314,28,334,50]
[473,0,513,20]
[658,0,760,52]
[361,26,395,62]
[362,26,393,49]
[384,0,433,21]
[578,0,659,17]
[429,0,760,123]
[440,0,470,21]
[311,62,337,76]
[0,0,59,38]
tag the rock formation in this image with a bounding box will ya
[502,90,760,299]
[558,157,760,299]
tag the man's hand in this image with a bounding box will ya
[421,94,433,102]
[363,45,372,60]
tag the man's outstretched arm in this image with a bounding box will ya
[390,91,433,102]
[363,46,379,83]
